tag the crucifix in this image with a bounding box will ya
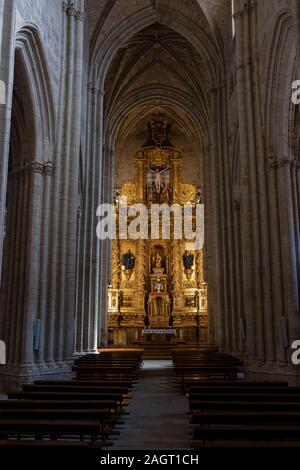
[149,167,169,194]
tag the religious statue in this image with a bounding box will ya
[156,297,163,316]
[182,250,194,269]
[148,166,169,194]
[122,249,135,270]
[160,182,172,202]
[152,251,163,269]
[150,117,168,146]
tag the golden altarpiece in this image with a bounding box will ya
[108,119,207,344]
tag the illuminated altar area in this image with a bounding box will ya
[108,118,207,345]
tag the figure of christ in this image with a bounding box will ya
[148,166,169,194]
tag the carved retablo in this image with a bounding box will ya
[108,118,207,341]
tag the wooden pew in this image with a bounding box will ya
[72,365,138,380]
[184,379,288,390]
[191,411,300,426]
[23,384,131,396]
[0,439,104,458]
[34,379,133,388]
[189,400,300,412]
[0,418,105,443]
[7,392,128,412]
[175,365,240,387]
[193,441,300,448]
[0,351,140,449]
[192,425,300,442]
[172,350,243,389]
[0,408,114,439]
[188,381,300,446]
[189,392,300,407]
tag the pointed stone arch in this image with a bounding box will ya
[15,24,55,163]
[0,24,56,380]
[264,9,296,160]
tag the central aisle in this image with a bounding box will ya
[111,360,192,450]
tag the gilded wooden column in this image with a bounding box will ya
[196,249,203,285]
[136,238,147,320]
[111,239,120,289]
[171,238,182,315]
[170,155,182,203]
[135,155,146,203]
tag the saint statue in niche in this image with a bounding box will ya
[151,248,166,274]
[154,252,162,268]
[122,249,135,270]
[182,250,194,269]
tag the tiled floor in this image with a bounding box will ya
[110,360,192,450]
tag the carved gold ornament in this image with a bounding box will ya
[178,183,197,204]
[147,147,170,167]
[120,181,136,204]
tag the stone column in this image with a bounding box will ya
[45,1,68,367]
[36,163,54,368]
[20,163,44,370]
[0,0,17,284]
[0,160,49,383]
[209,85,228,352]
[294,0,300,77]
[203,143,216,345]
[234,0,259,361]
[276,160,300,345]
[98,145,113,347]
[75,85,105,353]
[62,2,85,362]
[234,0,290,370]
[47,0,85,366]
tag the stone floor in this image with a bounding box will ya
[109,360,192,450]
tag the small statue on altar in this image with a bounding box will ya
[122,249,135,270]
[183,250,194,269]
